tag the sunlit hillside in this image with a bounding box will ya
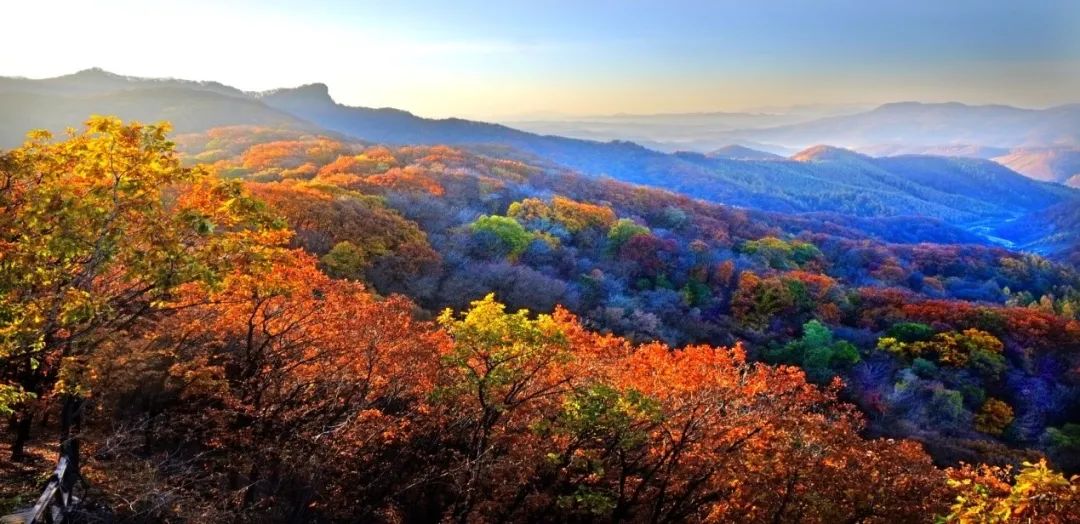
[2,1,1080,522]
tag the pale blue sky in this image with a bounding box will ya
[2,0,1078,118]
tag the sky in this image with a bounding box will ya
[1,0,1078,119]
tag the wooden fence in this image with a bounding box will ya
[1,454,80,524]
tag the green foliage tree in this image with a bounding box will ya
[886,322,935,343]
[606,218,649,253]
[930,388,967,427]
[1045,423,1080,470]
[740,236,823,269]
[1046,423,1080,451]
[767,319,861,382]
[471,215,534,259]
[320,240,373,280]
[878,328,1004,373]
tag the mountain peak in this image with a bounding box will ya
[38,68,141,91]
[296,82,330,97]
[791,145,867,163]
[71,67,119,77]
[870,101,1032,115]
[259,83,333,106]
[57,67,130,83]
[708,144,783,160]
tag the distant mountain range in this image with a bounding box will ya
[1,69,1078,259]
[504,102,1080,182]
[720,101,1080,151]
[502,110,829,153]
[499,104,875,148]
[512,102,1080,185]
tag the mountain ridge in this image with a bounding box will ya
[716,101,1080,151]
[2,69,1078,257]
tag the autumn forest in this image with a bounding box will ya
[4,2,1080,521]
[0,114,1075,522]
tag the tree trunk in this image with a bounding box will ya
[241,461,262,510]
[59,394,84,488]
[9,409,33,461]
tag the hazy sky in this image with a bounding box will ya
[2,0,1078,119]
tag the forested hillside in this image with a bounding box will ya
[4,70,1078,260]
[5,119,1079,522]
[171,123,1080,468]
[256,84,1080,236]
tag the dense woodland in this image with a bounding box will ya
[2,119,1080,522]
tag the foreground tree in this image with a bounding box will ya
[943,459,1080,523]
[101,250,443,521]
[0,117,286,465]
[407,296,948,522]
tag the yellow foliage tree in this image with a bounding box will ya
[0,117,287,461]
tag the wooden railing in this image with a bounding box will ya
[1,454,80,524]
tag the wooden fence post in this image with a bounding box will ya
[0,453,80,524]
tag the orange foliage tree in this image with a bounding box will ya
[400,295,948,523]
[245,181,438,281]
[0,117,286,462]
[89,250,443,520]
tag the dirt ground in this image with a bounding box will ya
[0,439,55,515]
